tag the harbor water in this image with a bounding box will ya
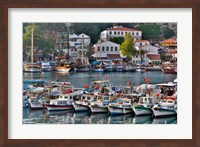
[23,71,177,124]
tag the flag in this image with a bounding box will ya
[144,77,149,84]
[106,74,109,80]
[84,83,89,89]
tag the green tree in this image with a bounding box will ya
[23,23,55,60]
[136,24,162,40]
[120,33,136,61]
[160,54,166,61]
[163,27,175,39]
[110,37,124,45]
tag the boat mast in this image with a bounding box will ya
[82,35,84,63]
[31,28,34,66]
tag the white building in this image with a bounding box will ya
[144,54,161,65]
[100,26,142,41]
[55,33,90,58]
[93,41,121,59]
[134,40,150,47]
[132,40,159,64]
[138,45,159,54]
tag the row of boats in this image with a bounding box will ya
[23,61,148,73]
[23,79,177,118]
[24,60,175,74]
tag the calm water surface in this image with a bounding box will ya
[23,71,177,124]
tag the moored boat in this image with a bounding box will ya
[89,95,111,113]
[136,64,146,72]
[152,98,177,117]
[56,65,71,73]
[113,64,124,72]
[23,63,41,73]
[46,94,74,111]
[41,62,53,72]
[132,96,159,116]
[73,94,96,112]
[108,98,133,115]
[28,97,44,109]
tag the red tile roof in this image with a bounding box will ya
[107,54,121,59]
[109,26,141,32]
[161,38,177,44]
[146,54,161,61]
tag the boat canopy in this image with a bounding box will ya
[156,83,176,87]
[91,80,110,84]
[23,79,45,84]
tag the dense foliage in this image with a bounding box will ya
[163,27,175,39]
[135,24,162,40]
[110,37,124,45]
[120,33,136,61]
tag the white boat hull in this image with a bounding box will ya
[152,108,177,117]
[73,102,88,112]
[29,102,43,109]
[24,68,41,73]
[93,68,105,72]
[132,106,152,115]
[109,106,133,115]
[56,68,71,73]
[46,105,73,111]
[89,105,108,113]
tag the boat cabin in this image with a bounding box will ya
[81,94,97,102]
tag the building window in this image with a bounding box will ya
[115,47,118,51]
[136,32,139,35]
[106,46,109,51]
[125,32,127,34]
[114,31,116,35]
[146,43,148,45]
[118,31,120,35]
[140,43,142,46]
[111,47,113,51]
[132,32,134,35]
[102,46,105,51]
[121,32,123,35]
[98,46,100,51]
[109,31,112,35]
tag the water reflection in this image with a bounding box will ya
[23,108,177,124]
[132,115,153,124]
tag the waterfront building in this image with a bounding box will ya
[134,40,150,47]
[93,41,121,59]
[160,37,177,62]
[144,54,161,65]
[161,37,177,49]
[100,26,142,41]
[55,32,90,58]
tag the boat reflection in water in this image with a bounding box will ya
[47,110,74,124]
[108,113,134,124]
[72,112,90,124]
[23,108,46,124]
[90,113,109,124]
[153,116,177,124]
[132,115,153,124]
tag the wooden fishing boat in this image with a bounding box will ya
[46,94,74,111]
